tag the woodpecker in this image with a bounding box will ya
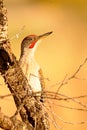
[19,31,52,101]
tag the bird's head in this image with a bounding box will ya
[20,31,53,57]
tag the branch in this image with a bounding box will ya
[0,108,29,130]
[0,0,49,130]
[0,0,8,42]
[55,58,87,95]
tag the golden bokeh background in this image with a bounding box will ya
[0,0,87,130]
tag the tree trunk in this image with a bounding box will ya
[0,0,49,130]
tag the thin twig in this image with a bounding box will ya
[55,74,67,98]
[44,101,87,126]
[52,103,87,112]
[10,25,26,40]
[0,94,12,99]
[42,102,63,130]
[54,58,87,97]
[68,58,87,80]
[30,73,50,81]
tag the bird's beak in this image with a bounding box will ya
[38,31,53,40]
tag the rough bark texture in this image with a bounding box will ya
[0,0,8,42]
[0,109,28,130]
[0,0,49,130]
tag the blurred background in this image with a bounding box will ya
[0,0,87,129]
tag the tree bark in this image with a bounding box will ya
[0,0,49,130]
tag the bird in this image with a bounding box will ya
[19,31,53,101]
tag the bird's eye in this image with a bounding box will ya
[29,37,32,41]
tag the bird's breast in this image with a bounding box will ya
[28,62,42,93]
[20,59,42,93]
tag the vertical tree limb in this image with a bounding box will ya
[0,0,49,130]
[0,0,8,42]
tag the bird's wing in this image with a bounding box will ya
[38,68,45,102]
